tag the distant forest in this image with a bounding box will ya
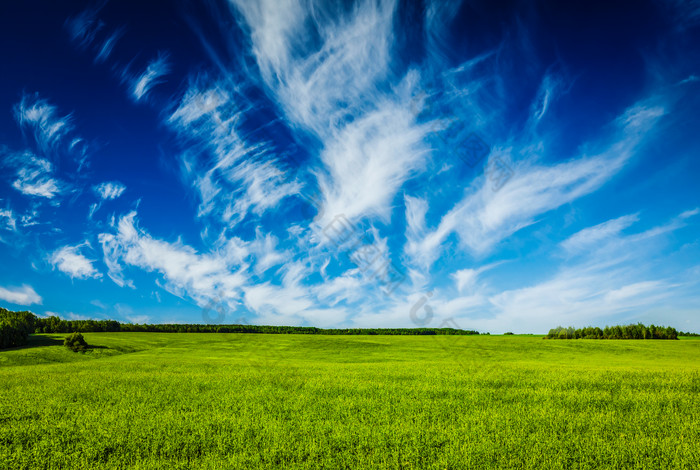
[3,307,697,350]
[546,324,680,340]
[0,308,481,349]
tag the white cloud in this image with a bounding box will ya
[316,98,430,224]
[604,281,667,303]
[424,0,464,61]
[98,211,352,324]
[95,28,123,63]
[0,208,16,231]
[451,269,480,293]
[232,0,396,137]
[169,82,301,225]
[65,312,93,321]
[528,72,568,127]
[131,54,170,101]
[560,214,639,254]
[93,181,126,200]
[241,261,349,325]
[230,0,431,225]
[65,6,103,49]
[99,211,249,305]
[243,282,312,317]
[560,209,696,262]
[679,208,699,219]
[0,285,42,306]
[10,153,63,199]
[50,244,101,280]
[20,210,39,227]
[314,273,365,306]
[405,101,666,269]
[13,94,73,156]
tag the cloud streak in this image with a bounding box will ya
[405,100,666,269]
[13,94,73,157]
[8,153,64,199]
[93,181,126,200]
[0,285,42,306]
[169,81,301,225]
[130,54,171,102]
[50,244,101,280]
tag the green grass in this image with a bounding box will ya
[2,333,699,469]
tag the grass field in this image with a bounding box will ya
[2,333,699,469]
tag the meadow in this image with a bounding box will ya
[1,333,699,469]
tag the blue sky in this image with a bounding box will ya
[0,0,699,333]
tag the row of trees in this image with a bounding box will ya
[35,317,480,335]
[34,317,121,333]
[546,324,679,340]
[0,308,36,349]
[0,309,481,349]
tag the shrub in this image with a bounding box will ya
[504,332,514,335]
[64,332,88,352]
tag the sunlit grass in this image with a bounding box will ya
[2,333,699,469]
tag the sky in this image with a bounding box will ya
[0,0,699,333]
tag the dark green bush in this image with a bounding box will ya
[64,332,88,352]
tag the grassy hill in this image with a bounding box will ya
[2,333,699,469]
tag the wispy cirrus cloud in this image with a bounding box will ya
[8,93,90,176]
[169,81,301,225]
[99,211,250,302]
[679,207,700,219]
[95,28,124,63]
[232,0,396,136]
[0,207,17,231]
[316,96,431,224]
[65,4,104,49]
[130,53,171,102]
[93,181,125,200]
[50,244,101,280]
[98,211,350,325]
[405,100,666,269]
[89,181,126,219]
[66,4,125,64]
[8,153,64,199]
[243,262,313,318]
[451,263,502,294]
[560,214,640,254]
[13,93,73,156]
[561,208,698,260]
[0,284,42,306]
[229,0,433,225]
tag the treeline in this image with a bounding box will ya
[546,324,678,340]
[34,316,480,335]
[679,331,700,337]
[0,308,481,349]
[0,308,36,349]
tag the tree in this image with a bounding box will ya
[64,332,88,352]
[0,308,37,349]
